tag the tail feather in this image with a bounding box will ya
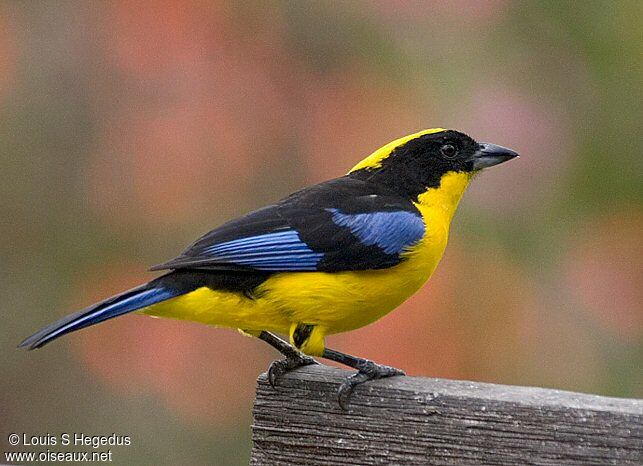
[19,284,181,350]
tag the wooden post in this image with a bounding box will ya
[251,365,642,465]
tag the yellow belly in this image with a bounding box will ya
[141,244,443,336]
[142,171,471,351]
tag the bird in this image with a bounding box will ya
[19,128,518,408]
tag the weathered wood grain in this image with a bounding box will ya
[251,365,642,465]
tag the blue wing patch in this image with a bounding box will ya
[328,209,424,255]
[201,229,324,271]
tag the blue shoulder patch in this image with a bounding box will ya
[201,230,324,271]
[328,209,424,255]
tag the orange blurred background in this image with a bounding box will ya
[1,1,641,464]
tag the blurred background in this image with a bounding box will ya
[1,1,641,464]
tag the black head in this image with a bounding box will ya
[349,129,518,199]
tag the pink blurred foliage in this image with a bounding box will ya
[86,0,306,226]
[70,264,270,425]
[301,70,428,182]
[460,86,573,213]
[564,210,643,342]
[82,0,501,231]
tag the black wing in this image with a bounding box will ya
[150,177,425,273]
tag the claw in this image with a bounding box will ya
[267,353,318,387]
[337,361,405,410]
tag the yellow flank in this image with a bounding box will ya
[348,128,445,173]
[141,170,472,357]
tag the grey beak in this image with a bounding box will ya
[471,142,519,170]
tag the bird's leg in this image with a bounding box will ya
[322,348,405,409]
[258,331,318,386]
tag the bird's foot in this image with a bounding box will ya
[268,353,318,387]
[337,361,405,410]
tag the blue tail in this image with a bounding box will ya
[19,284,182,350]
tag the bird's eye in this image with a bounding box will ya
[441,144,457,158]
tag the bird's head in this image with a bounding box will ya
[348,128,518,200]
